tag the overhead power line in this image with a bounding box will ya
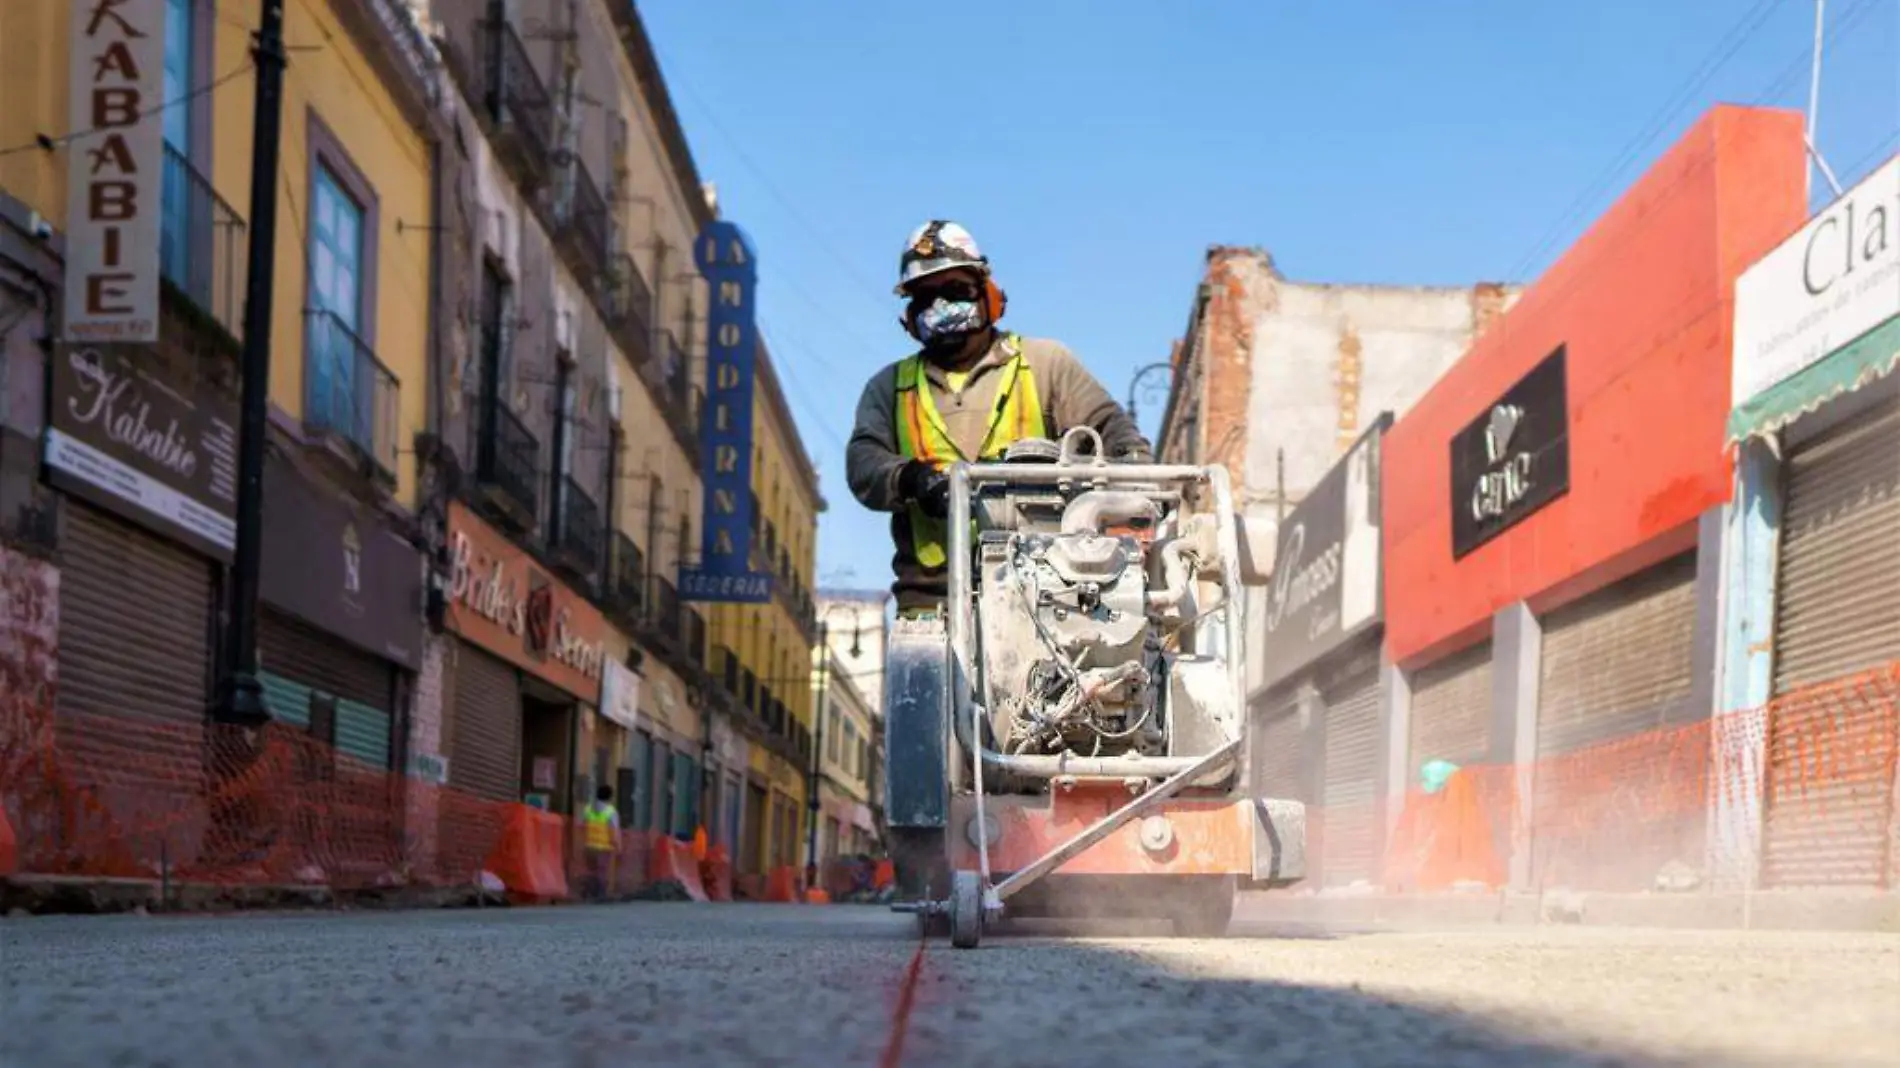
[0,60,255,159]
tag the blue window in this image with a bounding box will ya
[306,164,367,447]
[160,0,193,287]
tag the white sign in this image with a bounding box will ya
[600,658,641,731]
[64,0,167,343]
[1733,154,1900,406]
[44,426,235,549]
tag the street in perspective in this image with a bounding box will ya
[2,1,1897,1066]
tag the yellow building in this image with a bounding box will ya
[0,0,438,775]
[707,345,825,877]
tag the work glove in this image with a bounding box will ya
[898,459,951,519]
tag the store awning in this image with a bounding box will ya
[1727,315,1900,446]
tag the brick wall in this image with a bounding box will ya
[403,631,450,873]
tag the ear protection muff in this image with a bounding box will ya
[984,276,1007,323]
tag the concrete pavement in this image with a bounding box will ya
[1,904,1893,1067]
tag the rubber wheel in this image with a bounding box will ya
[950,871,983,949]
[1170,877,1236,938]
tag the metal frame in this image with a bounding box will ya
[906,429,1252,942]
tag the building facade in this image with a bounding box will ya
[1718,152,1900,891]
[1378,105,1806,893]
[1152,248,1518,696]
[0,0,825,888]
[814,588,891,858]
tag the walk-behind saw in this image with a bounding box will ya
[885,427,1308,948]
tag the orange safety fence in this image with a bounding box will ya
[0,659,1893,901]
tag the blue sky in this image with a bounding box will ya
[638,0,1900,591]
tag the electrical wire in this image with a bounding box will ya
[0,60,255,159]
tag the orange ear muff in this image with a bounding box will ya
[985,278,1007,322]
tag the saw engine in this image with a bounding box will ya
[974,487,1222,763]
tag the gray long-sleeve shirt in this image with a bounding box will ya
[846,331,1154,609]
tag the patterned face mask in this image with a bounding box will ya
[911,297,986,345]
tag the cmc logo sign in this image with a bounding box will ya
[679,219,773,603]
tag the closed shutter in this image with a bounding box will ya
[449,642,521,802]
[1250,688,1306,800]
[1408,640,1493,773]
[1320,657,1382,888]
[57,501,214,729]
[1764,400,1900,889]
[1773,401,1900,692]
[258,608,394,768]
[55,502,214,853]
[1537,551,1699,757]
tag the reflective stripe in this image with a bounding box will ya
[891,335,1045,569]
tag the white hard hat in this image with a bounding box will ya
[896,220,989,294]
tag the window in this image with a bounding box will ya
[306,163,367,447]
[160,0,194,286]
[479,261,514,405]
[551,358,573,533]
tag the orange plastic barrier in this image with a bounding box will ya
[805,887,831,904]
[764,865,801,903]
[484,805,570,902]
[873,858,895,890]
[647,836,709,902]
[701,845,733,902]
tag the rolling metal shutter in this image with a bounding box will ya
[1250,688,1306,802]
[1537,551,1699,757]
[1319,652,1382,888]
[258,608,395,767]
[1407,640,1493,773]
[57,501,214,729]
[1763,400,1900,889]
[449,642,521,803]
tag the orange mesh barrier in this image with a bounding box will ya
[0,660,1892,901]
[0,804,16,877]
[701,845,733,902]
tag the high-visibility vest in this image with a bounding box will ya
[892,334,1045,569]
[582,801,617,852]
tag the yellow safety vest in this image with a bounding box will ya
[892,334,1045,569]
[582,801,617,852]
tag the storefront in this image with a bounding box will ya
[45,344,233,739]
[256,451,422,769]
[626,665,702,840]
[708,712,750,854]
[599,653,642,825]
[1250,417,1390,889]
[1724,154,1900,889]
[1381,106,1806,891]
[442,502,609,813]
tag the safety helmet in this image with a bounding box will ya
[896,220,989,295]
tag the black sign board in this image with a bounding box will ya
[1450,345,1571,560]
[1259,414,1391,689]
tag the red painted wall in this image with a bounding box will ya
[1383,106,1807,666]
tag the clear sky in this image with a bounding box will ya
[638,0,1899,592]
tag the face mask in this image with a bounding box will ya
[911,297,986,346]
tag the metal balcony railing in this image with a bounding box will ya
[605,253,651,355]
[609,532,645,619]
[557,158,610,281]
[556,474,603,573]
[303,309,399,480]
[480,12,554,182]
[475,398,539,521]
[160,144,246,344]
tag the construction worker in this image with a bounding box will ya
[580,783,620,902]
[846,220,1154,615]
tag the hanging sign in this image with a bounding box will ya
[679,218,773,603]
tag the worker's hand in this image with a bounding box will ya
[899,459,951,519]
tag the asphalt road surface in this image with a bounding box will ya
[1,903,1894,1067]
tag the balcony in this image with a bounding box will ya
[303,309,399,483]
[474,398,539,526]
[605,254,651,360]
[554,475,603,576]
[479,11,554,186]
[607,532,646,622]
[160,144,246,346]
[555,159,611,285]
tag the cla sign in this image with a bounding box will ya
[1471,403,1534,521]
[64,0,166,342]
